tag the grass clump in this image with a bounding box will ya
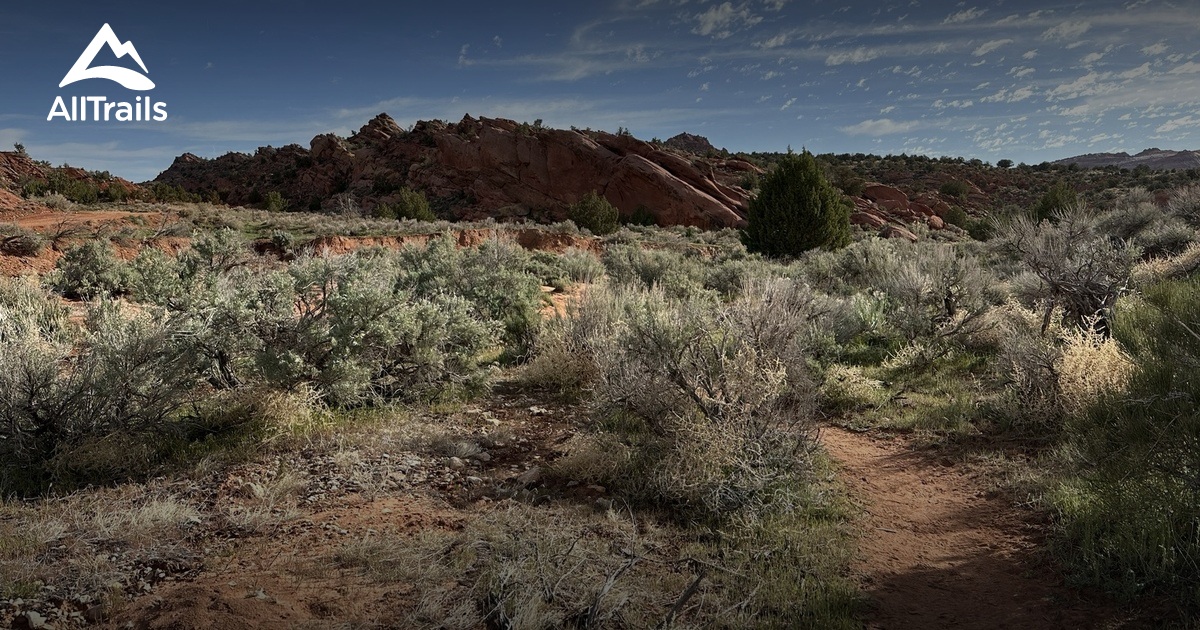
[1049,274,1200,608]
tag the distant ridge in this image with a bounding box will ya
[663,132,717,155]
[1053,148,1200,171]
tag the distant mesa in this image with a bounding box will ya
[155,114,759,229]
[1052,148,1200,171]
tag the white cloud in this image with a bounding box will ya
[1047,72,1112,100]
[1120,63,1151,79]
[943,7,986,24]
[880,106,895,114]
[933,99,974,109]
[700,82,710,91]
[1009,66,1035,78]
[825,47,880,66]
[1041,20,1091,41]
[1169,62,1200,74]
[1022,50,1038,60]
[1157,115,1200,133]
[973,39,1012,57]
[839,118,919,136]
[780,97,797,111]
[981,86,1035,103]
[1141,42,1168,56]
[692,2,762,39]
[457,44,472,67]
[755,33,788,49]
[493,36,503,48]
[763,0,788,11]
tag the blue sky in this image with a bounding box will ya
[1,0,1198,182]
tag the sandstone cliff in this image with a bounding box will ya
[155,114,759,229]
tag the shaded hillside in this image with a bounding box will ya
[1053,148,1200,171]
[155,114,761,229]
[0,151,143,210]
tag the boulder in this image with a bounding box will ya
[880,224,918,242]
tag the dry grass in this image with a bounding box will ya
[1057,323,1135,416]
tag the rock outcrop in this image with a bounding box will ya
[850,182,959,236]
[155,114,758,229]
[663,132,717,156]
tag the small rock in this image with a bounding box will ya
[448,457,466,470]
[516,466,542,486]
[19,611,47,629]
[528,406,550,416]
[472,451,492,462]
[585,484,607,494]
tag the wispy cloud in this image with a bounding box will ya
[943,7,986,24]
[825,47,879,66]
[839,118,919,136]
[973,39,1012,56]
[1041,20,1091,41]
[691,2,762,39]
[1156,115,1200,134]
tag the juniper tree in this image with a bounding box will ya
[743,150,851,256]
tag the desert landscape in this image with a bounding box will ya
[4,1,1200,628]
[1,115,1198,628]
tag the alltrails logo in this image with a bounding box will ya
[47,23,168,122]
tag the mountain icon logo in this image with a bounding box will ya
[59,23,155,91]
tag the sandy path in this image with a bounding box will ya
[821,426,1148,630]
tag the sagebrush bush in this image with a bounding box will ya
[538,279,823,522]
[0,300,203,492]
[1168,184,1200,226]
[997,204,1138,334]
[47,240,128,299]
[0,225,46,257]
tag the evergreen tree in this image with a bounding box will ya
[743,150,851,256]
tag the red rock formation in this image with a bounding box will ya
[155,114,758,229]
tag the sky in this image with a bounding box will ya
[1,0,1198,182]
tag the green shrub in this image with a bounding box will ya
[264,191,289,212]
[1034,181,1078,223]
[393,187,435,221]
[625,204,657,226]
[943,205,970,229]
[939,180,971,200]
[47,240,128,299]
[1051,275,1200,606]
[743,150,851,257]
[567,191,619,236]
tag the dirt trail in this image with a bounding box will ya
[821,426,1148,630]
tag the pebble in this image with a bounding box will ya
[447,457,466,470]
